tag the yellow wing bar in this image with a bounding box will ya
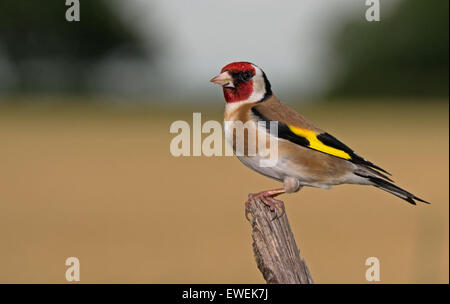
[288,126,352,160]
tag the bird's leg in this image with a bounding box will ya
[245,188,286,221]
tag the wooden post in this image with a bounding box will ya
[247,198,313,284]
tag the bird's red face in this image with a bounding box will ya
[210,62,257,103]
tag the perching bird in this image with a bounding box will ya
[210,61,429,219]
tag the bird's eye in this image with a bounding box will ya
[239,71,253,82]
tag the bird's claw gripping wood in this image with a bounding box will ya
[245,189,286,221]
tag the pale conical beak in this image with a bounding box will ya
[210,71,234,88]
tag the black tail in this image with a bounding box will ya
[366,176,430,205]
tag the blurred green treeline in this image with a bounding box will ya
[328,0,448,98]
[0,0,156,95]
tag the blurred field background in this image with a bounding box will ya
[0,0,448,283]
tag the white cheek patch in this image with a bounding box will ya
[248,67,266,102]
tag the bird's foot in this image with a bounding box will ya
[245,189,286,221]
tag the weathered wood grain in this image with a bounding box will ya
[248,198,313,284]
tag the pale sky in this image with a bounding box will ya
[115,0,371,101]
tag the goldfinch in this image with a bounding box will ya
[210,62,429,219]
